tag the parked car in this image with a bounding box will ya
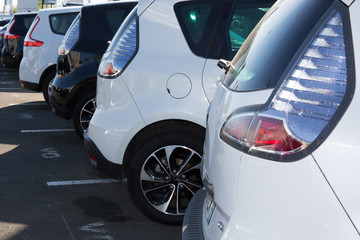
[84,0,275,224]
[1,12,37,68]
[183,0,360,239]
[19,6,81,104]
[49,1,137,138]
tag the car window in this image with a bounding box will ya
[229,4,270,58]
[104,9,128,36]
[175,0,275,60]
[11,14,36,35]
[175,1,219,58]
[50,12,79,35]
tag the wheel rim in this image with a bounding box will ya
[79,98,96,132]
[140,145,203,216]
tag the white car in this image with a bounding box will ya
[19,6,81,103]
[84,0,275,224]
[183,0,360,239]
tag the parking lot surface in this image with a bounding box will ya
[0,65,181,240]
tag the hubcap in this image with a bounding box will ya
[79,98,96,132]
[140,145,203,216]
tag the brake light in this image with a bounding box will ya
[59,14,80,55]
[5,18,19,40]
[98,7,138,78]
[221,11,354,161]
[24,16,43,47]
[4,34,19,39]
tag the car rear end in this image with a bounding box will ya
[183,0,360,239]
[1,13,37,68]
[19,7,80,92]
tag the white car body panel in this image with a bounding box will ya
[88,0,231,165]
[19,7,81,85]
[311,0,360,231]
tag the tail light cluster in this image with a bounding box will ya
[98,7,138,78]
[24,16,44,47]
[4,19,19,40]
[58,14,80,55]
[221,11,354,161]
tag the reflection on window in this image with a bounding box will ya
[229,7,269,58]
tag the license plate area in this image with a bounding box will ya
[205,193,216,225]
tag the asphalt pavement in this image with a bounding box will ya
[0,65,182,240]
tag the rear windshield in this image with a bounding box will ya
[49,12,79,35]
[73,2,136,53]
[223,0,335,91]
[10,14,37,36]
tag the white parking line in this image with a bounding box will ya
[9,103,47,106]
[0,88,23,90]
[21,129,74,133]
[47,179,122,186]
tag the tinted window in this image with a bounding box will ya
[11,14,36,35]
[73,2,136,54]
[223,0,334,92]
[175,0,274,60]
[175,1,219,58]
[104,9,128,35]
[229,4,270,58]
[50,12,79,35]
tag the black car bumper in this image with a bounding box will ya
[48,89,72,119]
[182,189,206,240]
[84,130,123,180]
[20,80,40,92]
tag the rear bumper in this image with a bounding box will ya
[20,80,40,92]
[48,89,72,119]
[84,130,123,180]
[182,189,205,240]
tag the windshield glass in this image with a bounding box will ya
[223,0,334,92]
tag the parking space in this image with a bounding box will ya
[0,65,181,239]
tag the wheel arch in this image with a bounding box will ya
[39,64,56,90]
[122,119,205,177]
[68,77,97,112]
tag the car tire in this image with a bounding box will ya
[72,92,96,139]
[42,70,56,104]
[127,124,204,224]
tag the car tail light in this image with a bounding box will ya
[98,8,138,78]
[221,11,354,161]
[24,16,43,47]
[58,14,80,55]
[4,19,19,40]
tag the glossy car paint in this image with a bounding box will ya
[19,7,81,91]
[192,0,360,239]
[88,0,228,165]
[49,1,137,120]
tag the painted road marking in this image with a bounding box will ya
[47,179,121,186]
[21,129,74,133]
[0,88,23,90]
[0,81,16,84]
[40,148,60,159]
[9,102,47,106]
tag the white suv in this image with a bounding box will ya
[19,6,81,103]
[183,0,360,239]
[84,0,275,224]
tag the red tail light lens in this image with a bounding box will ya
[24,16,43,47]
[4,34,19,39]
